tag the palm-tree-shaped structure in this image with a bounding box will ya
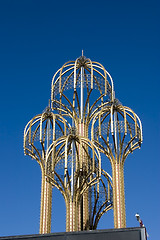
[24,54,142,233]
[91,99,142,228]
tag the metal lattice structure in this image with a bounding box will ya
[24,54,142,233]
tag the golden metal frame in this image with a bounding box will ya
[24,54,142,233]
[91,101,142,228]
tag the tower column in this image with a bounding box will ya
[112,162,126,228]
[39,171,52,234]
[78,122,89,230]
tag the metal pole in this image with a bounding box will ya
[71,140,74,199]
[114,110,118,153]
[81,66,84,121]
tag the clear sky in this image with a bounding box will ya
[0,0,159,239]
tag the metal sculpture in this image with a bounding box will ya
[24,54,142,233]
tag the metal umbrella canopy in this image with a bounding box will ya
[24,54,142,233]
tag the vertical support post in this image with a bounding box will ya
[112,162,126,228]
[81,66,84,121]
[114,110,118,152]
[39,172,52,233]
[71,140,74,199]
[80,63,90,229]
[39,118,52,234]
[112,107,126,228]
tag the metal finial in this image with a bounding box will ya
[82,50,83,56]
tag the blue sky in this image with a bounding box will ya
[0,0,159,239]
